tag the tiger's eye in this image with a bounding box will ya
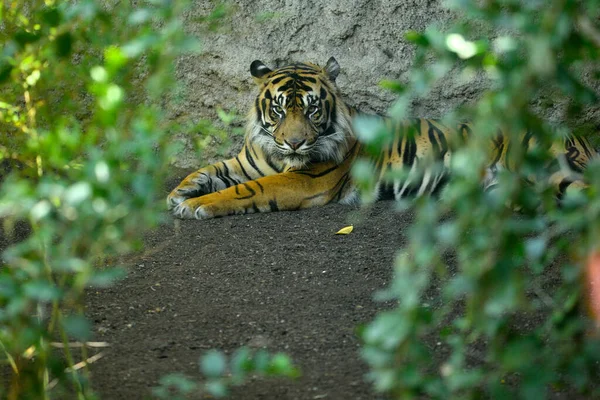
[271,104,284,118]
[307,105,319,115]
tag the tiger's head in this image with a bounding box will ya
[247,57,353,168]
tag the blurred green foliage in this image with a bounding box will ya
[0,0,197,398]
[358,0,600,398]
[152,348,299,399]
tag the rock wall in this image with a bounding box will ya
[169,0,481,168]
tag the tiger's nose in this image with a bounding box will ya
[285,138,305,150]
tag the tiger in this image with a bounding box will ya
[167,57,596,219]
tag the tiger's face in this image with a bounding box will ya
[248,57,352,168]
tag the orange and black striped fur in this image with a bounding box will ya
[167,57,596,219]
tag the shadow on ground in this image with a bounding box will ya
[86,173,412,400]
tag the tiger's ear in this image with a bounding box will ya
[250,60,272,83]
[324,57,340,82]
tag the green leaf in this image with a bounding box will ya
[88,268,126,288]
[268,353,298,377]
[121,34,159,58]
[405,30,429,46]
[216,108,236,125]
[200,350,226,378]
[205,381,227,398]
[231,346,251,377]
[55,33,73,58]
[446,368,484,391]
[23,281,62,301]
[353,115,387,145]
[0,63,12,83]
[379,79,405,93]
[127,9,154,25]
[62,314,92,341]
[525,237,546,261]
[14,31,41,47]
[104,46,128,70]
[152,373,197,399]
[42,8,62,27]
[0,275,18,298]
[253,349,270,373]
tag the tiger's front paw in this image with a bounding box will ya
[167,190,187,211]
[172,198,212,220]
[166,173,213,211]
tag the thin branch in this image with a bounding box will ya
[47,352,105,391]
[50,342,110,349]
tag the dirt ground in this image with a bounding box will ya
[85,172,408,400]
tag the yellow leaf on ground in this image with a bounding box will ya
[335,225,353,235]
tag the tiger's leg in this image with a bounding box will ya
[549,170,588,200]
[172,162,354,219]
[167,159,248,210]
[549,142,596,200]
[167,143,282,210]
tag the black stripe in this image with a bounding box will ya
[255,97,262,123]
[261,98,268,120]
[271,76,287,85]
[275,65,320,73]
[213,164,226,187]
[245,146,265,176]
[557,178,573,199]
[333,173,351,201]
[459,123,473,140]
[329,97,337,126]
[236,182,256,200]
[235,156,253,181]
[396,122,406,161]
[268,200,279,212]
[402,135,417,167]
[490,142,504,167]
[250,140,261,159]
[255,180,264,193]
[504,141,512,171]
[303,190,328,201]
[221,162,238,187]
[294,164,339,178]
[320,125,337,137]
[576,136,593,159]
[521,129,534,148]
[264,153,283,173]
[427,120,447,159]
[566,146,584,173]
[566,137,575,148]
[279,78,313,93]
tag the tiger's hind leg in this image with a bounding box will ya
[551,136,597,200]
[549,170,588,201]
[483,162,589,207]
